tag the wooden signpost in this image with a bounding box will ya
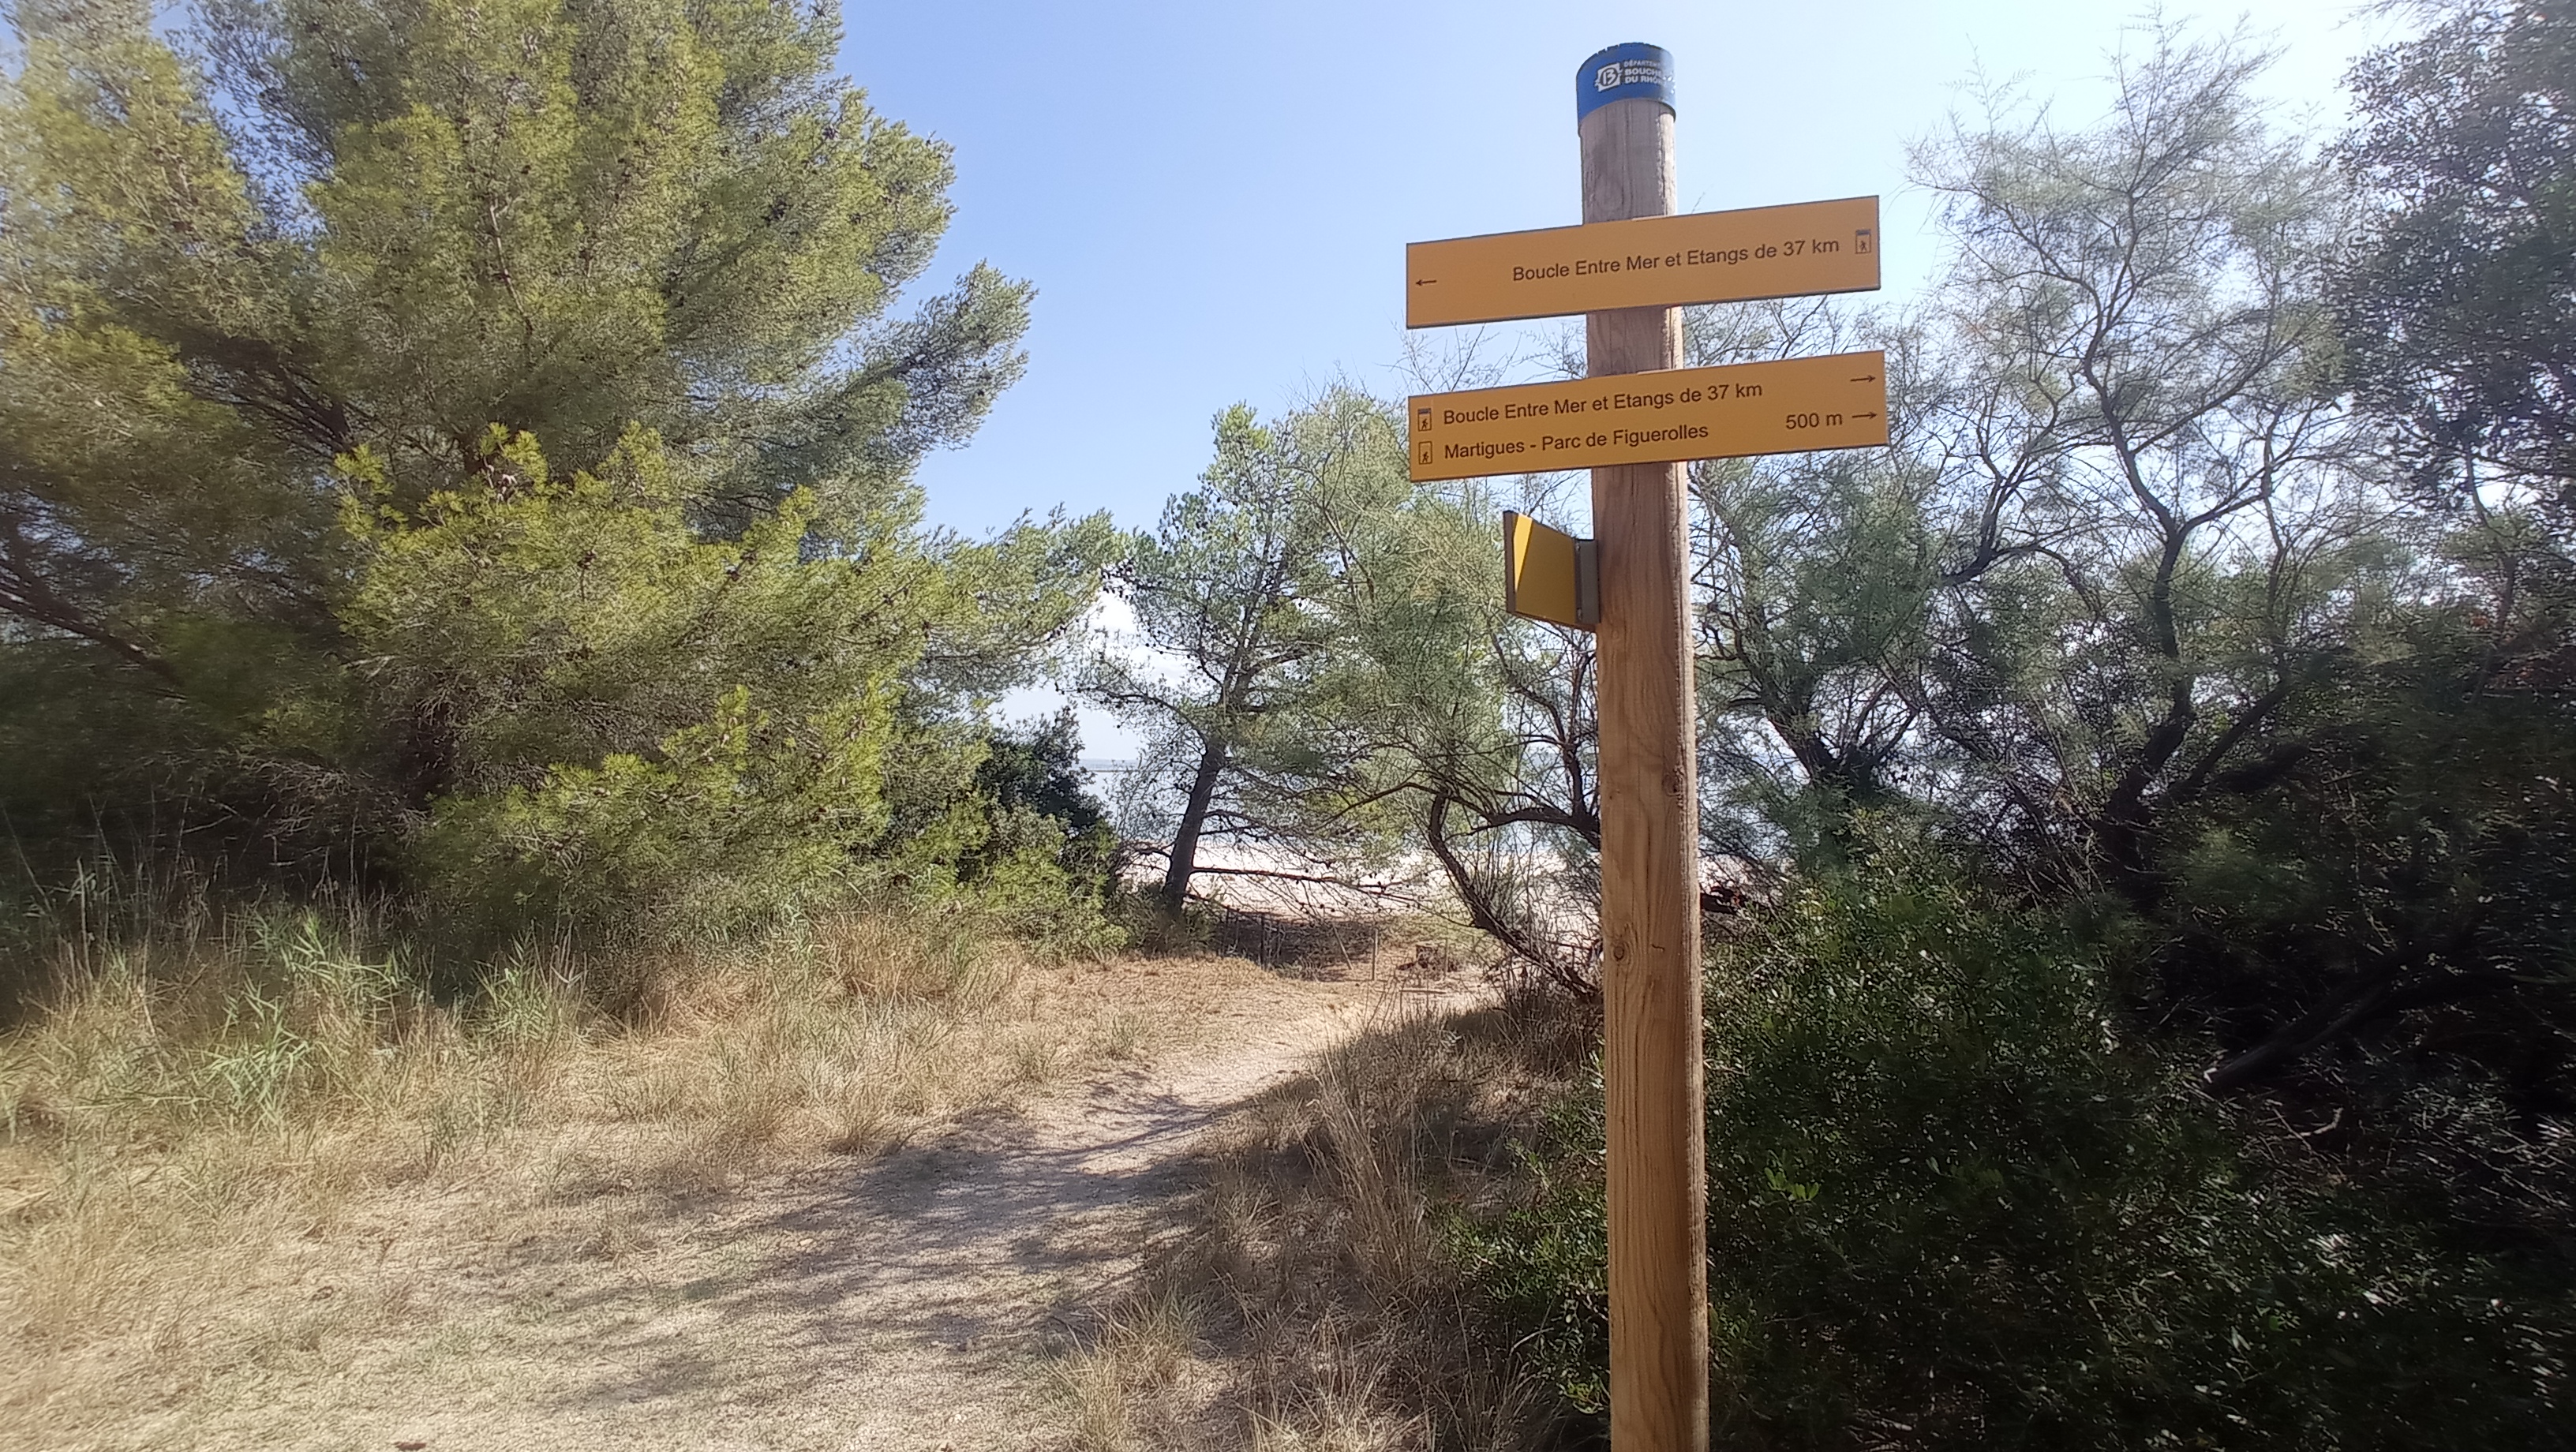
[1406,43,1890,1450]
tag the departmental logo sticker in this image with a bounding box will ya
[1595,63,1623,92]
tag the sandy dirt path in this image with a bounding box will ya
[142,956,1463,1452]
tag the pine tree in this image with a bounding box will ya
[0,0,1110,922]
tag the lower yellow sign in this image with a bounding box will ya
[1504,511,1596,630]
[1409,350,1889,482]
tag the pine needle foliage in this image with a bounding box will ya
[0,0,1116,939]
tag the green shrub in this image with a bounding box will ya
[414,686,892,948]
[1458,855,2567,1448]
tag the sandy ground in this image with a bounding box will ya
[69,952,1472,1452]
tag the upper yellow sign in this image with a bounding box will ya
[1408,350,1889,482]
[1406,197,1881,329]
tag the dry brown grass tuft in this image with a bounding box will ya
[0,902,1149,1446]
[1076,986,1595,1450]
[1054,1280,1221,1450]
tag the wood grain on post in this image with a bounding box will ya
[1578,46,1710,1452]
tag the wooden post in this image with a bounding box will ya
[1578,43,1709,1451]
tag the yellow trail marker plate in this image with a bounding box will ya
[1504,511,1596,630]
[1406,196,1879,328]
[1409,350,1889,482]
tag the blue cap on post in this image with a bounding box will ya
[1576,43,1674,121]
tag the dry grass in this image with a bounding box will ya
[1056,1285,1206,1451]
[1070,987,1596,1451]
[0,900,1155,1446]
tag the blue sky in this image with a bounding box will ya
[844,0,2401,539]
[837,0,2405,751]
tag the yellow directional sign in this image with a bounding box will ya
[1406,196,1879,328]
[1503,511,1597,630]
[1409,350,1889,482]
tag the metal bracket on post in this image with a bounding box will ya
[1574,537,1601,628]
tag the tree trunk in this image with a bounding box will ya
[1160,738,1227,915]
